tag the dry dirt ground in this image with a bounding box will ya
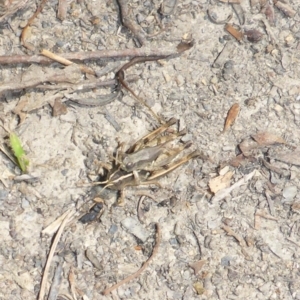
[0,0,300,299]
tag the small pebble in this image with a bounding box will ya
[108,224,118,235]
[282,185,297,200]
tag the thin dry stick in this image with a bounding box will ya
[221,225,247,248]
[21,0,49,50]
[36,74,139,91]
[102,223,161,295]
[38,210,74,300]
[0,47,181,65]
[117,0,146,46]
[116,56,171,124]
[41,49,96,76]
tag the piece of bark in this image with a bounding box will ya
[224,23,244,41]
[57,0,68,20]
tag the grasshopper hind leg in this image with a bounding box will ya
[148,150,202,181]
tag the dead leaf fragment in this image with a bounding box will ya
[252,132,285,146]
[223,103,240,132]
[13,96,29,124]
[211,170,256,202]
[52,98,68,117]
[190,260,206,275]
[209,171,234,194]
[244,29,263,43]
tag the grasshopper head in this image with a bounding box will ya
[122,155,136,172]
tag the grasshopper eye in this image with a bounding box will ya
[126,162,134,170]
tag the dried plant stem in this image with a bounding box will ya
[102,223,161,295]
[0,47,181,65]
[41,49,96,75]
[38,210,74,300]
[21,0,49,50]
[117,0,146,46]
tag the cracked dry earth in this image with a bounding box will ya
[1,0,300,299]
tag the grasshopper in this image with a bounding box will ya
[91,149,200,206]
[88,119,201,206]
[117,118,189,183]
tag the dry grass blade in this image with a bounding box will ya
[42,210,73,235]
[38,210,74,300]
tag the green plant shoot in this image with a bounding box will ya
[9,132,29,172]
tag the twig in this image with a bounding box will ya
[117,0,146,46]
[117,56,171,124]
[67,90,121,107]
[192,230,202,258]
[36,74,139,91]
[102,108,121,131]
[102,223,161,295]
[136,193,157,223]
[0,47,182,65]
[38,210,74,300]
[221,224,247,248]
[21,0,49,50]
[41,49,96,76]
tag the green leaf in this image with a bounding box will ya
[9,132,29,172]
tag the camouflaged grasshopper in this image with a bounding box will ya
[117,118,190,182]
[89,118,201,205]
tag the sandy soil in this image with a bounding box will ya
[0,0,300,299]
